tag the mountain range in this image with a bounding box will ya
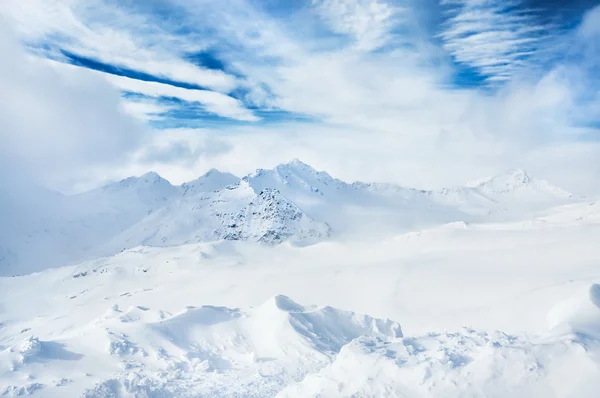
[0,159,580,275]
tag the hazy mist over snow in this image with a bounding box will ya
[2,1,600,397]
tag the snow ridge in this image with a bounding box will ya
[0,161,581,275]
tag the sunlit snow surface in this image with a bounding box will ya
[2,162,600,396]
[2,219,600,396]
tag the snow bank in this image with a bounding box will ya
[280,329,598,398]
[2,291,599,397]
[74,296,403,397]
[548,283,600,339]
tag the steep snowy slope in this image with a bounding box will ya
[0,183,72,275]
[0,172,182,275]
[218,188,332,245]
[102,182,330,251]
[73,172,181,235]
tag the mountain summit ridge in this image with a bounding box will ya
[0,160,579,275]
[94,161,572,201]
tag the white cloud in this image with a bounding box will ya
[120,100,173,122]
[311,0,402,51]
[43,59,259,122]
[439,0,549,82]
[104,74,259,122]
[0,23,147,188]
[0,0,237,92]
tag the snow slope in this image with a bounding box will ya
[102,182,330,251]
[0,172,181,275]
[536,200,600,225]
[2,219,600,396]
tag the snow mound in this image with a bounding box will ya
[72,296,403,397]
[279,329,597,397]
[247,295,402,354]
[1,383,45,396]
[17,336,43,363]
[0,335,83,375]
[150,295,401,361]
[548,283,600,339]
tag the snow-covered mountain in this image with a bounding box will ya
[181,169,239,196]
[0,160,581,275]
[1,163,599,396]
[429,168,575,218]
[476,168,570,195]
[1,172,185,276]
[101,181,330,252]
[244,159,466,235]
[218,188,332,245]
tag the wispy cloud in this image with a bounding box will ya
[311,0,403,51]
[439,0,551,83]
[43,59,259,122]
[104,74,259,122]
[1,0,235,90]
[0,0,261,123]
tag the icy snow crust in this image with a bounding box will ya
[2,161,600,396]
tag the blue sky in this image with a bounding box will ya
[1,0,599,193]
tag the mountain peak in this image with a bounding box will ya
[277,158,316,173]
[503,168,530,182]
[188,168,239,182]
[102,171,171,191]
[285,158,309,167]
[139,171,164,181]
[476,168,571,198]
[248,159,317,179]
[479,168,530,190]
[203,168,223,177]
[182,169,240,195]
